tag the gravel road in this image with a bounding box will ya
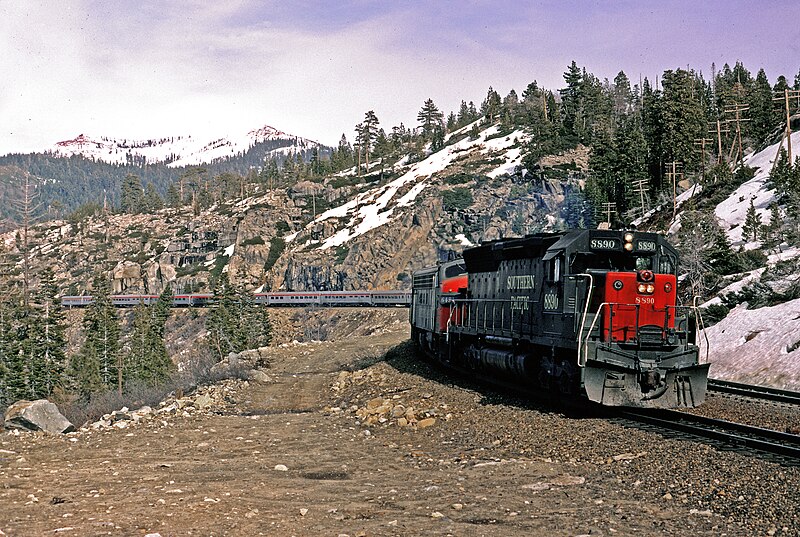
[1,319,798,536]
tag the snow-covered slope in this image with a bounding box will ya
[290,123,527,250]
[50,125,319,167]
[715,131,800,244]
[700,298,800,390]
[696,132,800,389]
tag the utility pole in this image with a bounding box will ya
[709,119,730,168]
[694,137,713,184]
[773,88,800,164]
[664,162,684,220]
[631,178,649,217]
[601,202,617,227]
[723,102,750,167]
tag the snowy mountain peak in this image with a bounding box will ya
[50,125,320,168]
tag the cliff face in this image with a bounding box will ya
[2,123,584,295]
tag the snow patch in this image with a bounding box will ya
[306,125,528,250]
[50,125,319,168]
[715,131,800,244]
[701,298,800,390]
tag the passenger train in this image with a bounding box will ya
[61,290,411,308]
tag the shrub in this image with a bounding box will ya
[442,188,473,211]
[263,237,285,272]
[242,236,266,246]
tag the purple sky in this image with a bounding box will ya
[1,0,798,154]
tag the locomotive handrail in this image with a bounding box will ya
[663,303,705,361]
[579,302,642,367]
[582,301,701,367]
[574,273,594,367]
[451,298,521,336]
[692,296,710,363]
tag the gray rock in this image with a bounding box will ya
[4,400,76,434]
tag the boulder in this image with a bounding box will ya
[4,400,76,434]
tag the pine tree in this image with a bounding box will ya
[559,61,584,141]
[360,110,380,171]
[120,173,145,214]
[0,294,26,404]
[165,183,181,208]
[206,274,242,361]
[417,99,444,141]
[72,275,121,395]
[660,69,705,170]
[31,269,68,396]
[768,148,793,202]
[749,69,776,144]
[144,182,164,211]
[741,198,762,243]
[762,204,783,250]
[480,88,502,124]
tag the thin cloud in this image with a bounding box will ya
[0,0,798,155]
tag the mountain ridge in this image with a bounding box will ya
[48,124,321,167]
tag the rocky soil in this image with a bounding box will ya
[1,321,799,536]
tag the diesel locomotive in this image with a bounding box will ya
[410,229,710,408]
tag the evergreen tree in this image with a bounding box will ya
[71,275,121,395]
[206,274,243,361]
[768,148,794,203]
[559,61,584,141]
[0,293,26,404]
[144,182,164,211]
[480,88,502,124]
[659,69,705,171]
[417,98,444,140]
[456,100,471,127]
[749,68,776,144]
[360,110,380,171]
[741,198,762,243]
[762,204,783,250]
[30,269,68,396]
[124,288,171,388]
[165,183,181,208]
[120,173,145,214]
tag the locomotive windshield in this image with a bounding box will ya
[443,261,466,278]
[570,252,673,274]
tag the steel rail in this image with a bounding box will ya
[617,408,800,462]
[708,379,800,405]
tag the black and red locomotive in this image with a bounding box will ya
[410,229,709,408]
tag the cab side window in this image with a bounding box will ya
[547,256,561,282]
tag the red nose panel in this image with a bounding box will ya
[602,272,677,343]
[438,275,468,332]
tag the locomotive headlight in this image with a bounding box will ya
[646,284,655,294]
[637,284,646,293]
[664,282,673,293]
[623,232,634,252]
[613,279,623,290]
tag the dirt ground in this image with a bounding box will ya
[1,317,798,536]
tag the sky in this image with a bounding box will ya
[1,0,799,155]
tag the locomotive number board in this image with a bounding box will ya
[589,238,619,250]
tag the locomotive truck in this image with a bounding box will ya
[410,229,710,408]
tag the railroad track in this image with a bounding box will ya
[615,408,800,465]
[708,378,800,405]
